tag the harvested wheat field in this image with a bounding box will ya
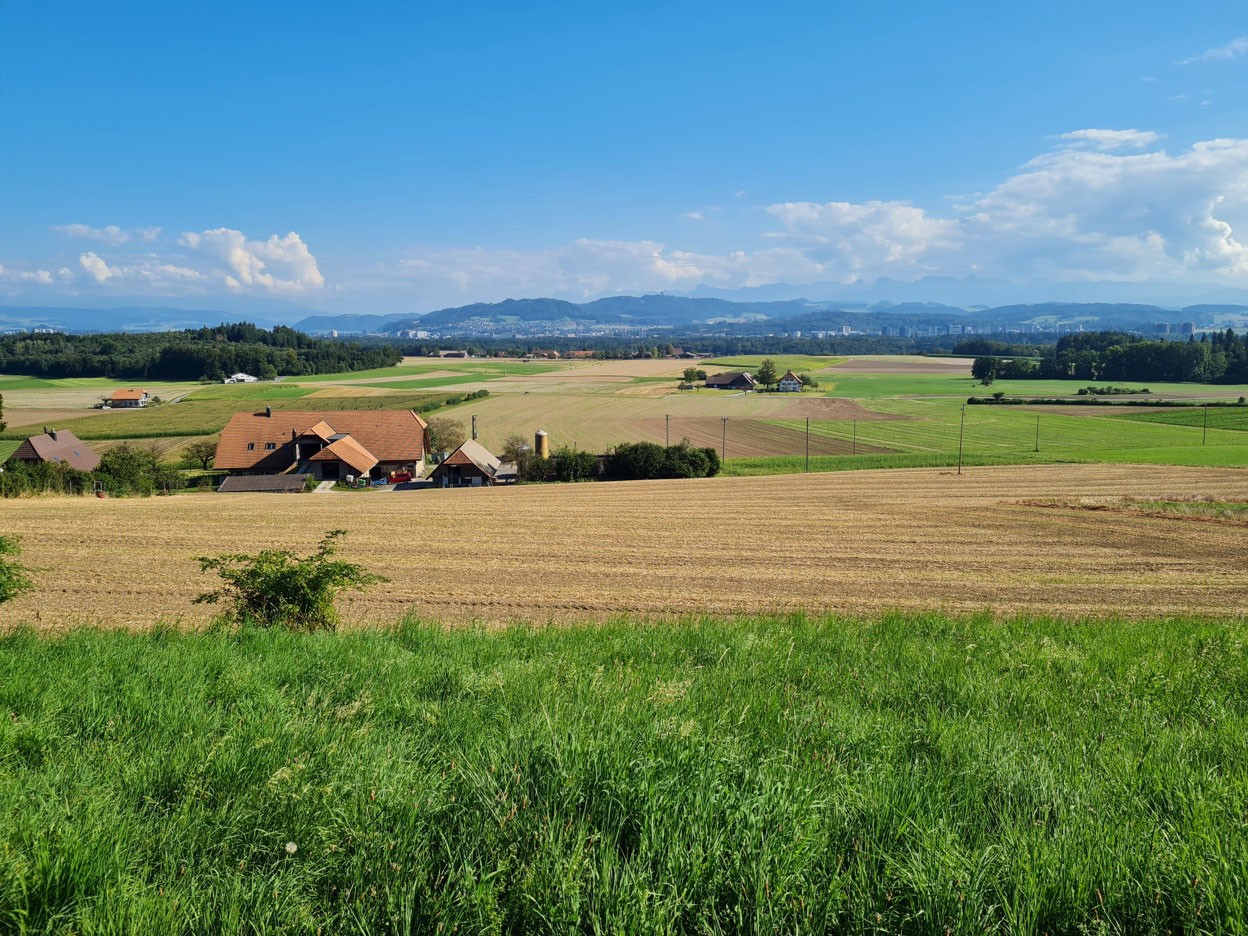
[3,464,1247,630]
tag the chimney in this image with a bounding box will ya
[49,429,57,441]
[265,406,272,418]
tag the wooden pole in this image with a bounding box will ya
[805,417,810,472]
[1203,404,1208,445]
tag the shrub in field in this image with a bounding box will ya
[0,535,32,602]
[605,441,721,480]
[550,445,598,482]
[195,529,387,631]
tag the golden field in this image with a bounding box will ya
[3,463,1246,630]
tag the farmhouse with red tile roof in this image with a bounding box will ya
[109,388,149,407]
[214,409,429,482]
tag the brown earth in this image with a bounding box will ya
[3,464,1246,631]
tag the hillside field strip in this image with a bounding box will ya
[3,464,1246,630]
[2,354,1247,468]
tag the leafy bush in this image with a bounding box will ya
[0,535,32,602]
[550,446,598,482]
[605,441,721,480]
[195,530,387,631]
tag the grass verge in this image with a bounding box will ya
[2,614,1246,932]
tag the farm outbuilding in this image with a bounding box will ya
[704,372,757,391]
[9,428,101,471]
[429,439,515,487]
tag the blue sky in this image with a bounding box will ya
[1,1,1245,314]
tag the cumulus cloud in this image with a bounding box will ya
[78,251,206,286]
[0,263,56,285]
[1178,36,1248,65]
[764,200,961,275]
[180,228,324,293]
[53,223,162,245]
[1058,129,1161,150]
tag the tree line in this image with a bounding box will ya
[0,323,401,380]
[971,331,1248,385]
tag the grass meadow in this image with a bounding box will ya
[2,614,1246,933]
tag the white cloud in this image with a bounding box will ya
[1179,36,1248,65]
[0,263,56,285]
[79,251,115,282]
[1058,129,1161,151]
[180,228,324,293]
[679,210,704,221]
[52,223,162,245]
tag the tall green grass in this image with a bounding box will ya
[2,614,1246,933]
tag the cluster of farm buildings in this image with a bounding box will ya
[8,367,804,493]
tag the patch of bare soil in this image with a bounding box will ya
[773,397,910,420]
[831,357,976,374]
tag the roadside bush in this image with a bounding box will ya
[0,535,32,602]
[195,529,387,631]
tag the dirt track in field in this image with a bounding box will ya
[4,464,1247,630]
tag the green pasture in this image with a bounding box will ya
[178,384,319,401]
[2,614,1246,933]
[751,397,1247,471]
[817,371,1248,400]
[1116,406,1248,431]
[702,355,845,374]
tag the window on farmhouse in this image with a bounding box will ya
[265,442,276,450]
[246,442,255,451]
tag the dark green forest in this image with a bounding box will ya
[0,324,401,380]
[966,330,1248,384]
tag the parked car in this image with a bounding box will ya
[387,470,412,484]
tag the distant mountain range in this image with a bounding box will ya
[3,287,1248,339]
[295,295,1248,338]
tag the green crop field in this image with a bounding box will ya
[702,355,847,373]
[3,614,1246,933]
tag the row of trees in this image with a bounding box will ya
[972,331,1248,385]
[0,324,402,380]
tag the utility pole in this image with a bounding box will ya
[1203,404,1209,445]
[957,405,966,475]
[665,413,670,448]
[1035,414,1040,453]
[721,416,728,462]
[471,415,478,441]
[852,420,857,456]
[805,417,810,473]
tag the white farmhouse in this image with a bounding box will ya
[777,370,804,392]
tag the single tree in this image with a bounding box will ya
[682,366,701,383]
[971,356,1000,386]
[182,438,219,471]
[427,417,468,453]
[756,358,779,390]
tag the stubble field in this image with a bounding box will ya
[4,463,1246,630]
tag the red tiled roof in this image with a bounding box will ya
[308,436,378,475]
[111,388,147,401]
[214,410,429,471]
[11,429,101,471]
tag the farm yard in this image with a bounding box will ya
[3,464,1246,630]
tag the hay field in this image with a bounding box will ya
[4,464,1246,630]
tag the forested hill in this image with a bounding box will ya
[0,323,401,380]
